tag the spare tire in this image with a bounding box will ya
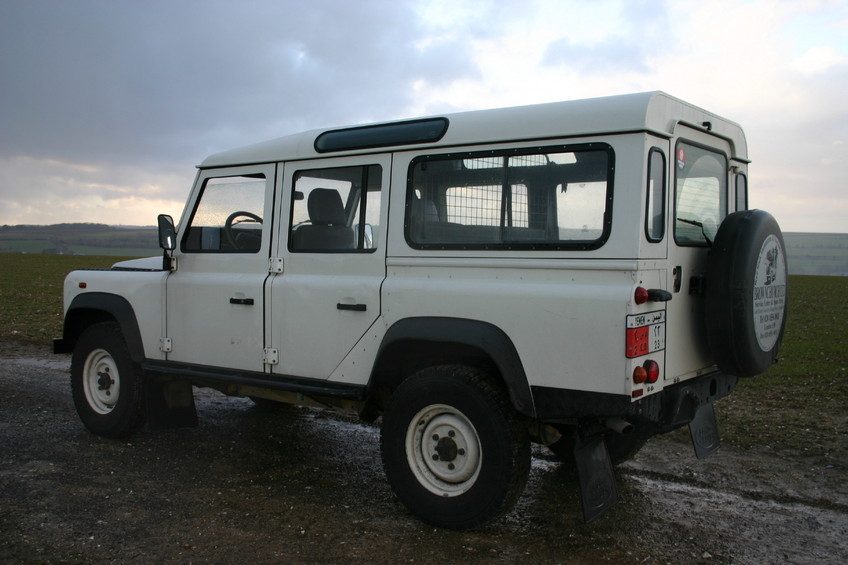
[705,210,788,378]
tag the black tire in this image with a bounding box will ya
[548,429,648,466]
[71,322,146,438]
[380,365,530,530]
[705,210,788,377]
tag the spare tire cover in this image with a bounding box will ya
[705,210,788,377]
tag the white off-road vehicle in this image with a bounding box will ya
[55,92,787,528]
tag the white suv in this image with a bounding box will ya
[55,92,788,529]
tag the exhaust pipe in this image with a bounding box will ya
[605,418,634,436]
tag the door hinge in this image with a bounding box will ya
[269,257,284,274]
[263,348,279,366]
[160,337,173,352]
[689,274,706,295]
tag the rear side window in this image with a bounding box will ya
[406,145,613,250]
[646,148,666,242]
[735,173,748,211]
[674,142,727,246]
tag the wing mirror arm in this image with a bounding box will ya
[157,214,177,271]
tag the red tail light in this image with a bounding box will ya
[633,360,660,386]
[644,360,660,383]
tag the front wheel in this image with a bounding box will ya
[380,365,530,530]
[71,322,146,438]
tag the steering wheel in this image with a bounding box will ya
[224,211,263,250]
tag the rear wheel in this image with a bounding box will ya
[380,365,530,530]
[71,322,146,438]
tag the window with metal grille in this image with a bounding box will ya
[407,145,612,249]
[445,184,528,227]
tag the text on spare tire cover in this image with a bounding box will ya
[753,234,786,352]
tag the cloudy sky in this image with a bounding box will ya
[1,0,846,232]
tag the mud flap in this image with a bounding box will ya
[689,402,720,459]
[146,379,198,430]
[573,435,618,523]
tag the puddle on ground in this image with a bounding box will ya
[9,357,71,371]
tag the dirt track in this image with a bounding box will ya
[2,343,846,564]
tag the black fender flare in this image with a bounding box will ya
[705,210,788,377]
[370,317,535,418]
[58,293,146,364]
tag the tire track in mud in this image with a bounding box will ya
[625,467,848,515]
[620,471,848,564]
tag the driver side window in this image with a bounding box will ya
[182,174,267,253]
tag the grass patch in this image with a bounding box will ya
[718,275,847,464]
[0,254,134,345]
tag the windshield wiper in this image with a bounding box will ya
[677,217,713,247]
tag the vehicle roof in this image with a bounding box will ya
[200,91,748,168]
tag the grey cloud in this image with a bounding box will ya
[0,0,478,168]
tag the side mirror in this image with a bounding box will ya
[157,214,177,251]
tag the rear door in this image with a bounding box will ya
[268,155,389,380]
[664,127,732,381]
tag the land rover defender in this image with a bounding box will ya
[55,92,788,528]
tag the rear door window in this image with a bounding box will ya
[289,164,382,252]
[674,142,727,246]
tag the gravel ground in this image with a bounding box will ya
[1,343,846,564]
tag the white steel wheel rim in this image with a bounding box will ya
[83,348,120,415]
[405,404,482,497]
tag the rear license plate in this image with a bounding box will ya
[625,310,666,358]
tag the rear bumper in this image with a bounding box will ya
[531,370,738,429]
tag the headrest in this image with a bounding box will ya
[412,197,439,222]
[307,189,347,226]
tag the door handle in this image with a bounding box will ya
[647,289,673,302]
[337,303,366,312]
[229,297,255,305]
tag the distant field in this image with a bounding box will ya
[0,254,845,464]
[0,224,158,256]
[783,232,848,276]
